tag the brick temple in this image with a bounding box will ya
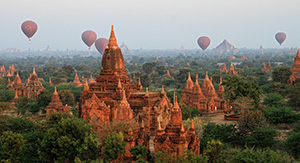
[288,50,300,84]
[78,25,200,158]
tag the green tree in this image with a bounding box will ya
[103,132,127,163]
[181,105,200,120]
[58,90,75,106]
[286,132,300,159]
[38,114,99,162]
[200,123,236,153]
[0,131,26,162]
[263,93,287,107]
[15,97,39,114]
[223,76,263,108]
[272,66,292,84]
[0,102,16,115]
[142,62,157,74]
[229,147,295,163]
[287,84,300,110]
[245,127,278,148]
[155,150,207,163]
[262,106,299,124]
[0,89,15,102]
[204,140,224,163]
[238,109,267,135]
[36,90,52,108]
[129,145,148,161]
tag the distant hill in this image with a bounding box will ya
[213,39,239,54]
[120,43,133,56]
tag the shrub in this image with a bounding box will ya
[245,127,278,148]
[286,132,300,159]
[262,106,299,124]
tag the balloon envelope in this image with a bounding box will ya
[21,20,38,41]
[197,36,210,51]
[275,32,286,45]
[81,30,97,49]
[95,38,108,55]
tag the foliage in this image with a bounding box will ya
[223,76,263,108]
[38,113,99,162]
[103,132,127,163]
[15,97,40,114]
[181,105,200,120]
[244,127,278,148]
[58,90,75,106]
[129,145,148,161]
[272,66,292,84]
[155,150,208,163]
[0,131,26,162]
[36,90,52,108]
[262,106,299,124]
[228,147,295,163]
[183,117,204,138]
[286,84,300,110]
[200,123,236,153]
[286,132,300,159]
[203,139,224,163]
[263,93,287,107]
[0,102,16,115]
[238,109,267,135]
[0,89,15,102]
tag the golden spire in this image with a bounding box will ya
[188,72,191,80]
[191,120,194,129]
[138,77,141,85]
[121,88,127,102]
[180,123,185,132]
[205,71,209,79]
[33,67,36,75]
[117,78,122,88]
[161,85,165,94]
[53,87,58,95]
[173,96,179,109]
[145,87,149,96]
[141,120,144,128]
[108,25,118,48]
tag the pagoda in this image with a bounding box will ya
[220,63,228,73]
[180,72,230,113]
[8,72,25,96]
[288,50,300,84]
[73,73,81,86]
[79,25,173,133]
[154,96,200,156]
[261,63,269,72]
[46,87,71,117]
[25,68,44,99]
[0,65,6,76]
[227,63,238,75]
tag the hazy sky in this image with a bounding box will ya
[1,0,300,51]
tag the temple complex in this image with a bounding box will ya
[180,72,230,113]
[0,65,16,77]
[46,87,71,117]
[154,96,200,156]
[288,50,300,84]
[220,63,237,75]
[78,25,199,158]
[241,54,248,60]
[25,68,44,99]
[227,63,238,75]
[262,62,272,72]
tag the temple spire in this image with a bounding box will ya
[161,85,165,94]
[205,71,209,79]
[138,77,141,85]
[108,25,118,48]
[117,78,122,88]
[145,87,149,96]
[121,88,127,102]
[188,72,191,80]
[195,74,199,85]
[220,76,222,84]
[53,87,58,95]
[33,67,36,75]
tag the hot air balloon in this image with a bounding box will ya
[81,30,97,49]
[21,20,38,41]
[95,38,108,55]
[275,32,286,46]
[197,36,210,51]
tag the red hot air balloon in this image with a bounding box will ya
[81,30,97,49]
[21,20,38,41]
[197,36,210,51]
[275,32,286,46]
[95,38,108,55]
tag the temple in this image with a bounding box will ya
[73,73,82,86]
[25,68,44,99]
[78,25,200,159]
[241,54,248,60]
[180,72,230,113]
[154,96,200,156]
[220,63,228,73]
[220,63,238,75]
[46,87,71,117]
[8,72,25,96]
[262,62,272,72]
[288,50,300,84]
[0,65,16,77]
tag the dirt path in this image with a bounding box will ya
[202,114,237,125]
